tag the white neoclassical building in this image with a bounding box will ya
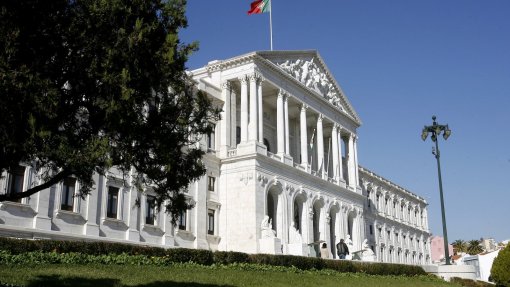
[0,50,431,264]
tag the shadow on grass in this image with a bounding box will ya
[136,282,234,287]
[26,275,121,287]
[26,275,234,287]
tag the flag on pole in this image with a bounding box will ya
[248,0,271,15]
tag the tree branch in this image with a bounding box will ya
[0,169,72,202]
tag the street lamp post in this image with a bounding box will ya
[421,115,452,265]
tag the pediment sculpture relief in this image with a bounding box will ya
[278,58,344,111]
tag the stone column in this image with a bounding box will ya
[353,135,359,187]
[416,206,421,228]
[258,77,264,143]
[342,206,349,239]
[230,89,237,147]
[284,94,290,154]
[338,128,344,182]
[358,212,365,250]
[325,215,331,254]
[220,81,231,148]
[331,124,339,182]
[277,89,285,154]
[240,76,248,143]
[354,211,362,250]
[316,114,324,178]
[347,133,355,188]
[423,209,429,230]
[299,104,308,166]
[307,207,314,246]
[249,74,258,142]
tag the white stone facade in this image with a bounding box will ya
[0,50,431,264]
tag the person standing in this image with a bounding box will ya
[336,239,349,259]
[320,242,330,259]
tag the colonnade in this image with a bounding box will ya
[219,73,360,190]
[267,184,364,257]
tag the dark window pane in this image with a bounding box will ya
[8,166,25,202]
[107,186,119,218]
[178,210,186,230]
[61,177,76,211]
[146,196,156,225]
[207,210,214,235]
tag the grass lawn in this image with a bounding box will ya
[0,263,457,287]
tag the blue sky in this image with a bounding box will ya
[181,0,510,243]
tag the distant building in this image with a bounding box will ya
[480,238,497,252]
[430,235,454,263]
[463,249,500,282]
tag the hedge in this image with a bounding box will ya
[0,237,425,276]
[450,277,495,287]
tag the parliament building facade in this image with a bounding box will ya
[0,51,431,264]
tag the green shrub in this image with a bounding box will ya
[0,237,166,256]
[213,251,250,264]
[323,259,357,273]
[165,248,213,265]
[450,277,494,287]
[0,237,427,277]
[491,244,510,287]
[249,254,325,270]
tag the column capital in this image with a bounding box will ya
[238,75,248,84]
[221,81,231,90]
[300,103,308,111]
[332,123,339,131]
[278,89,287,99]
[317,113,324,122]
[249,73,257,82]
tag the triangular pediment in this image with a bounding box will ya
[256,50,361,125]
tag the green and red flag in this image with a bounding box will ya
[248,0,271,15]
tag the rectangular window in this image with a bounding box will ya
[107,186,119,218]
[369,225,373,235]
[146,195,156,225]
[207,125,216,150]
[61,177,76,211]
[7,166,25,202]
[207,209,215,235]
[178,210,187,230]
[208,176,215,192]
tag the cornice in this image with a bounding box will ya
[205,52,258,73]
[359,165,427,205]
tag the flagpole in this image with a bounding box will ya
[269,0,273,50]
